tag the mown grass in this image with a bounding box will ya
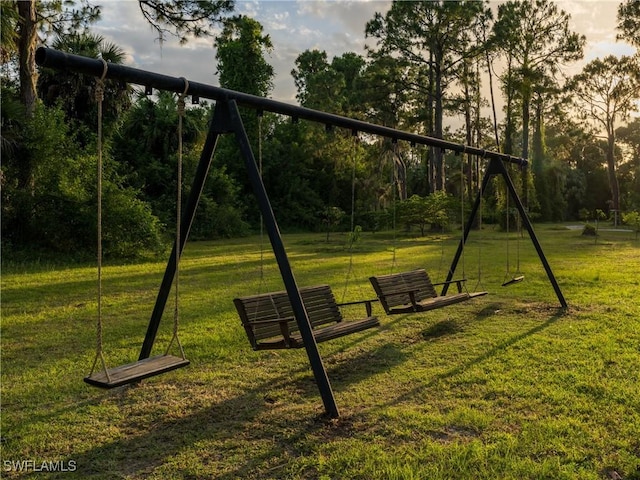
[1,223,639,479]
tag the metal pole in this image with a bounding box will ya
[35,47,527,168]
[225,100,340,418]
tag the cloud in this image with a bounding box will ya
[585,40,637,62]
[91,1,389,103]
[269,11,291,30]
[90,0,630,107]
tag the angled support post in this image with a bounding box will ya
[140,100,340,418]
[224,99,340,418]
[443,158,567,309]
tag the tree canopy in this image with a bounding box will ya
[2,0,639,259]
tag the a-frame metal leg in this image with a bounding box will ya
[225,100,340,418]
[139,100,340,418]
[443,158,567,309]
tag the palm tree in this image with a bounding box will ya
[37,32,131,144]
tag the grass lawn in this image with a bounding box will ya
[1,223,639,479]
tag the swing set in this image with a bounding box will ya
[36,47,567,419]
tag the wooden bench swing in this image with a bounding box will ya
[368,143,488,316]
[234,285,380,350]
[369,269,487,315]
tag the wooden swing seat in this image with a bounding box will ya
[233,284,379,350]
[369,269,488,315]
[502,275,524,287]
[84,355,190,389]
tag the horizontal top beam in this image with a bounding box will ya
[35,47,527,167]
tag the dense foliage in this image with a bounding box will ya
[1,0,639,260]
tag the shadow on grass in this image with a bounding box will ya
[421,319,463,340]
[378,303,568,409]
[54,341,407,479]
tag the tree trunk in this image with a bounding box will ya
[463,59,472,199]
[521,83,531,208]
[15,0,38,237]
[473,59,482,197]
[17,0,38,118]
[532,96,545,178]
[427,51,435,194]
[606,130,620,212]
[434,61,445,192]
[504,59,515,155]
[532,95,544,214]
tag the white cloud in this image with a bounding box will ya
[586,41,636,62]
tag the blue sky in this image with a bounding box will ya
[93,1,636,107]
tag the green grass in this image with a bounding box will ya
[2,224,639,479]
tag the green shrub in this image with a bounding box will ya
[101,183,166,258]
[582,223,597,236]
[622,211,640,239]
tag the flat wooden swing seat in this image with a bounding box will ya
[234,284,379,350]
[369,269,488,315]
[502,275,525,287]
[84,355,190,389]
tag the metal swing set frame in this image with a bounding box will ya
[36,47,567,419]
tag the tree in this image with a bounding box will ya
[16,0,39,117]
[617,0,640,49]
[11,0,233,116]
[530,75,568,220]
[569,55,640,213]
[492,0,584,205]
[396,192,453,236]
[331,52,367,117]
[291,50,367,115]
[616,118,640,210]
[322,206,345,242]
[292,49,344,111]
[112,91,248,239]
[138,0,234,44]
[11,0,101,117]
[213,15,274,226]
[449,7,493,205]
[38,32,130,146]
[366,0,489,193]
[1,2,19,62]
[215,15,273,97]
[359,53,410,129]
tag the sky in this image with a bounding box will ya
[92,0,637,107]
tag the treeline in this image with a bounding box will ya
[1,1,639,259]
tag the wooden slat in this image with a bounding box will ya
[370,269,487,315]
[234,285,379,349]
[313,316,379,343]
[84,355,190,389]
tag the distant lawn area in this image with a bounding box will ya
[2,223,639,479]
